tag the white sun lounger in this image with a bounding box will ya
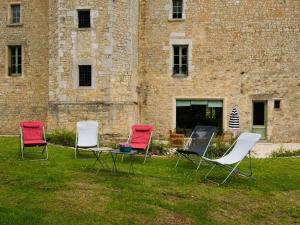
[203,132,261,185]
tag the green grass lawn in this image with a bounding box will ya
[0,137,299,225]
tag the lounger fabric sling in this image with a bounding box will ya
[127,124,154,163]
[75,121,109,172]
[203,132,261,185]
[175,126,217,170]
[19,121,48,160]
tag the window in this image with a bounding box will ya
[10,4,21,24]
[173,45,188,75]
[78,10,90,28]
[8,46,22,76]
[172,0,183,19]
[274,100,281,109]
[79,65,92,87]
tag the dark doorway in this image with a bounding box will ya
[252,101,267,139]
[176,101,223,136]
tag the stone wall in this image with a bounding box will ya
[139,0,300,142]
[48,0,140,137]
[0,0,49,134]
[0,0,299,142]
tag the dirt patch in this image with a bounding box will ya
[156,211,192,225]
[47,181,110,214]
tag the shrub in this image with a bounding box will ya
[149,141,170,155]
[207,136,236,158]
[47,130,76,147]
[271,148,300,158]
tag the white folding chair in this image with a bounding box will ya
[203,132,261,185]
[75,121,109,171]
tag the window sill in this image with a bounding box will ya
[76,86,95,90]
[77,27,92,31]
[8,74,22,77]
[168,18,186,22]
[172,74,188,78]
[7,23,23,27]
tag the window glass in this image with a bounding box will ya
[173,45,188,76]
[79,65,92,86]
[11,4,21,24]
[253,102,265,125]
[78,10,91,28]
[9,46,22,76]
[173,0,183,19]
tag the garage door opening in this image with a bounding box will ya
[176,100,223,136]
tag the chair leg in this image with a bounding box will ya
[175,153,182,168]
[205,163,241,186]
[196,157,204,171]
[45,145,48,160]
[21,146,24,160]
[220,164,239,185]
[143,150,148,164]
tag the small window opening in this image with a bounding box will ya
[78,10,91,28]
[79,65,92,87]
[274,100,281,109]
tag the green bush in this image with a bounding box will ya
[47,130,76,147]
[149,141,170,155]
[271,148,300,158]
[207,136,236,158]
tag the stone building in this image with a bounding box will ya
[0,0,299,142]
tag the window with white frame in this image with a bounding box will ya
[10,4,21,24]
[8,45,22,76]
[173,45,188,76]
[172,0,183,19]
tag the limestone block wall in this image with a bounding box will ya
[139,0,300,142]
[0,0,49,134]
[48,0,139,137]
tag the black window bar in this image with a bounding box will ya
[79,65,92,87]
[78,10,91,28]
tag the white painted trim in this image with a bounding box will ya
[169,38,193,80]
[168,0,187,20]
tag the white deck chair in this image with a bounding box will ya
[75,121,109,170]
[203,132,261,185]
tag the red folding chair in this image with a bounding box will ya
[127,124,154,163]
[19,121,48,160]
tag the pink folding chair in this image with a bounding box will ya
[19,121,48,160]
[127,124,154,163]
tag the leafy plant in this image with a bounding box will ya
[207,136,236,158]
[271,148,300,158]
[47,129,76,147]
[149,141,170,155]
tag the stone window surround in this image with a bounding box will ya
[5,42,25,78]
[168,0,187,21]
[169,38,193,79]
[73,7,98,30]
[172,97,227,132]
[7,2,23,26]
[73,59,96,89]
